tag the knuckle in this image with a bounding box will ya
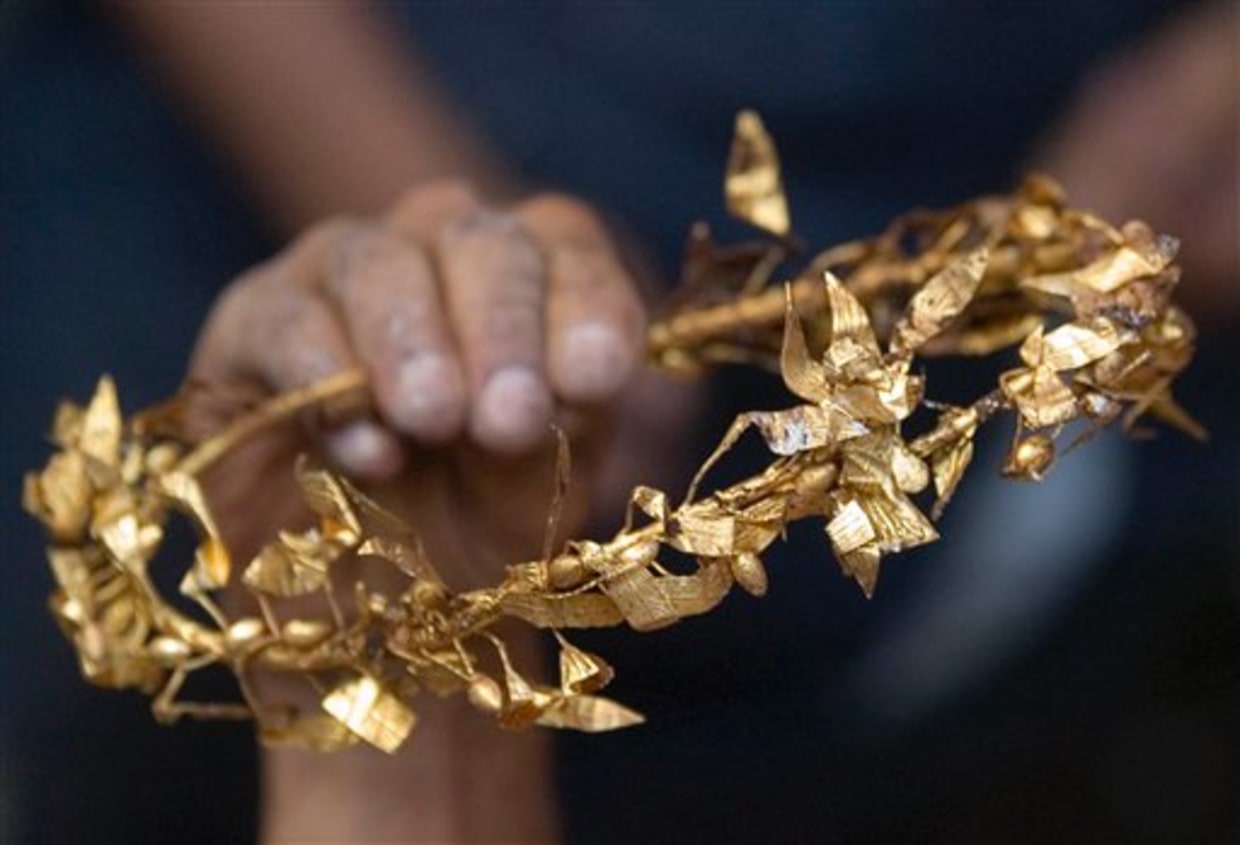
[419,178,480,209]
[520,192,600,230]
[552,246,613,295]
[327,225,405,297]
[301,215,369,254]
[440,209,542,275]
[390,179,480,224]
[441,207,524,243]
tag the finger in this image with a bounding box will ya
[384,180,484,243]
[518,195,645,403]
[191,223,403,479]
[323,226,467,443]
[435,208,553,455]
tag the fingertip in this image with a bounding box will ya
[469,365,554,455]
[553,322,637,402]
[324,422,406,481]
[381,352,468,444]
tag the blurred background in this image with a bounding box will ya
[2,1,1236,842]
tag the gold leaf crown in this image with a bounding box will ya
[24,112,1201,754]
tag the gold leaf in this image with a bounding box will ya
[321,675,416,754]
[499,592,625,629]
[96,513,162,569]
[725,110,790,236]
[1030,318,1127,372]
[357,535,440,584]
[838,545,882,598]
[931,439,975,519]
[25,452,92,543]
[79,376,122,466]
[295,461,361,543]
[602,566,680,631]
[823,273,880,357]
[194,537,232,590]
[242,531,339,597]
[557,640,614,695]
[1000,367,1077,429]
[667,509,735,557]
[51,400,84,449]
[780,286,831,403]
[748,406,849,456]
[893,249,988,353]
[47,548,97,601]
[262,714,360,753]
[627,485,669,524]
[536,694,645,733]
[158,472,221,539]
[826,499,876,554]
[727,552,769,597]
[860,491,938,552]
[890,442,929,494]
[657,557,734,617]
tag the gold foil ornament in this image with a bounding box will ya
[24,114,1200,754]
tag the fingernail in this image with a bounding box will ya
[558,323,633,400]
[325,422,404,479]
[471,365,552,454]
[390,354,465,440]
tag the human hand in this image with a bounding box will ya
[1037,0,1238,319]
[187,181,672,843]
[190,181,651,574]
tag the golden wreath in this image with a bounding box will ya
[24,113,1201,754]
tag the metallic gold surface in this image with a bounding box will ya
[24,114,1200,753]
